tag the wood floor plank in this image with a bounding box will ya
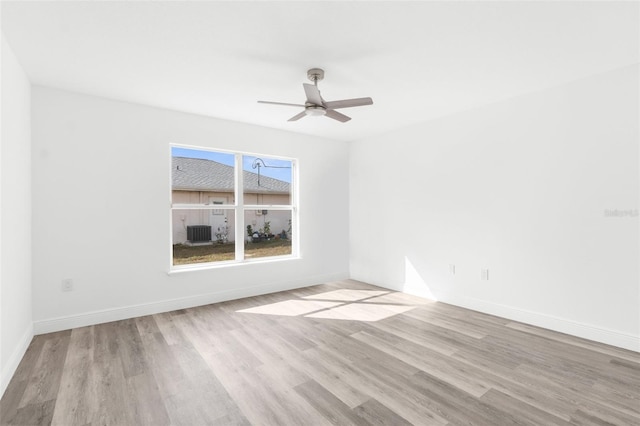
[368,316,460,357]
[610,357,640,371]
[475,355,638,425]
[310,343,448,424]
[2,279,639,426]
[162,391,216,426]
[353,398,413,426]
[8,336,47,384]
[90,322,133,426]
[448,349,576,422]
[204,350,328,426]
[134,315,191,399]
[0,379,27,425]
[233,315,371,409]
[514,362,640,418]
[229,327,310,389]
[18,331,70,408]
[165,316,249,424]
[124,371,171,426]
[115,319,148,379]
[351,330,493,397]
[407,370,534,426]
[505,321,640,363]
[479,388,573,426]
[153,311,190,346]
[49,326,96,426]
[294,379,370,426]
[4,399,55,426]
[0,337,48,425]
[591,380,640,414]
[403,308,488,339]
[296,346,372,409]
[570,408,622,426]
[403,310,487,349]
[570,404,640,426]
[154,340,246,426]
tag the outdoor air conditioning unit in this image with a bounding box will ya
[187,225,211,242]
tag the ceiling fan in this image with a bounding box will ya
[258,68,373,123]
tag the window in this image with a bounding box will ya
[170,145,296,269]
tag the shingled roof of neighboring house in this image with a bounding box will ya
[172,157,290,194]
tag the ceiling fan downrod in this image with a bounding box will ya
[307,68,324,86]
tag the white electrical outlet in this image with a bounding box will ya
[449,264,456,275]
[481,269,489,280]
[61,278,74,292]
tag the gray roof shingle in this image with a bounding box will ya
[172,157,290,194]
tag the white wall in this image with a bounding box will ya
[31,87,349,332]
[350,65,639,351]
[1,34,33,396]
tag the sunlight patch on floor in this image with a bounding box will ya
[305,303,414,322]
[236,300,342,316]
[236,287,419,322]
[302,289,389,302]
[363,292,436,306]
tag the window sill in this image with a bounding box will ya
[167,255,301,275]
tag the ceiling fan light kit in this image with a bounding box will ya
[304,105,326,116]
[258,68,373,123]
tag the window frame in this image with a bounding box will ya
[169,144,298,271]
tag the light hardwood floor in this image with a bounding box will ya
[2,280,639,425]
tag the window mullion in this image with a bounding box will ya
[235,153,244,261]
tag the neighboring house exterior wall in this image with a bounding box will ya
[172,190,235,245]
[171,191,291,244]
[243,193,292,242]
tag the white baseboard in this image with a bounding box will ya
[33,272,348,335]
[371,281,639,353]
[442,294,639,353]
[1,324,34,398]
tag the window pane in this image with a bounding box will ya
[243,155,291,206]
[170,145,297,270]
[172,147,235,205]
[244,209,292,260]
[172,209,235,265]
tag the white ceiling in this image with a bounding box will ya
[2,1,638,142]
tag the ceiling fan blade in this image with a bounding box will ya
[288,111,307,122]
[325,109,351,123]
[258,100,306,107]
[324,97,373,109]
[303,83,324,106]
